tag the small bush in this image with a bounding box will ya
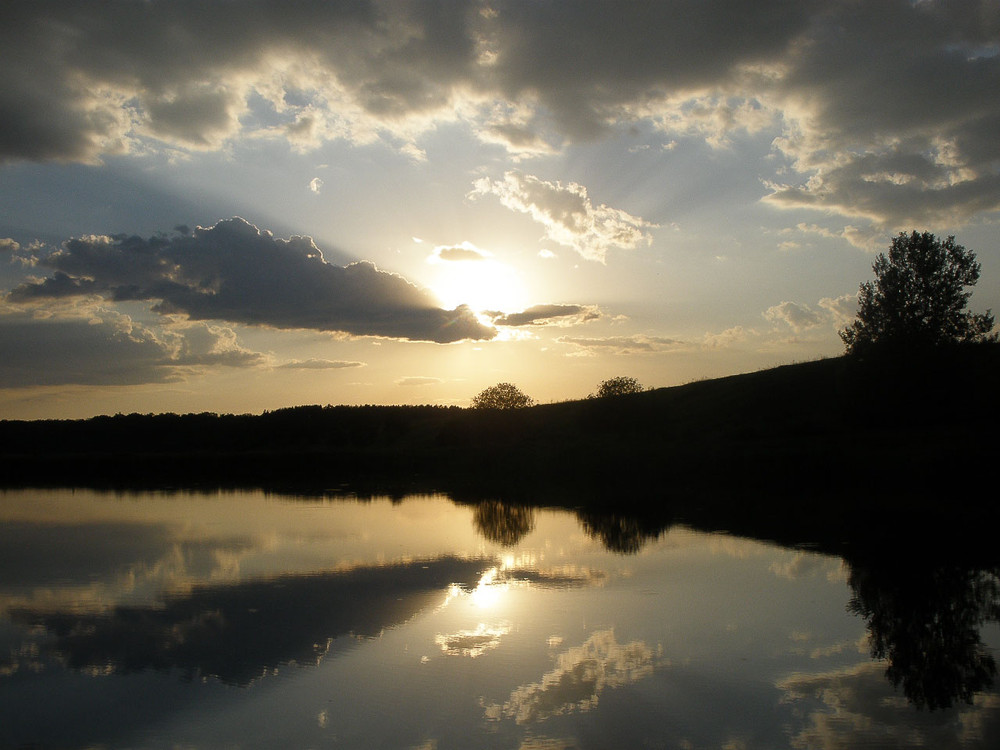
[592,376,645,398]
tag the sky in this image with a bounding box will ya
[1,0,999,419]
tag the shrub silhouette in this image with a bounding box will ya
[841,231,996,355]
[470,382,534,409]
[592,376,645,398]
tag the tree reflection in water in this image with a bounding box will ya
[470,498,1000,712]
[576,512,663,555]
[472,500,536,547]
[847,557,1000,710]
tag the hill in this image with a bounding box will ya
[2,347,997,546]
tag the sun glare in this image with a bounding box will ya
[430,257,529,313]
[470,567,503,609]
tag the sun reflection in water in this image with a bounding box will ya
[471,567,502,609]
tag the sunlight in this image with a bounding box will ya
[470,567,503,609]
[429,253,529,313]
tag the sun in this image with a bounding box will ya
[430,255,529,313]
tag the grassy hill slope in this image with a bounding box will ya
[2,348,997,512]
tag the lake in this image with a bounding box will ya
[1,488,998,749]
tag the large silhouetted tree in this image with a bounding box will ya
[470,382,534,409]
[841,231,996,355]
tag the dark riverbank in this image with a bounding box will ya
[2,346,998,556]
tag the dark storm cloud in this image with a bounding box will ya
[6,218,496,343]
[479,0,814,139]
[2,1,999,225]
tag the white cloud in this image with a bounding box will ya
[763,294,858,335]
[308,177,324,194]
[792,224,885,253]
[778,664,1000,750]
[557,334,684,355]
[485,630,659,725]
[428,241,491,263]
[817,294,859,330]
[395,376,442,387]
[763,301,826,332]
[469,171,656,263]
[277,359,364,370]
[701,325,751,350]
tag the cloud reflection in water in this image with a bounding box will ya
[11,556,491,686]
[485,629,661,725]
[436,624,512,658]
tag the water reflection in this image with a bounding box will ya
[472,500,536,546]
[11,557,489,686]
[2,489,999,749]
[576,512,664,555]
[847,557,1000,710]
[778,663,1000,749]
[435,623,512,658]
[485,629,661,725]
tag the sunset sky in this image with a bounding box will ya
[2,0,999,419]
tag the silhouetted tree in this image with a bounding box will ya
[591,376,645,398]
[470,382,534,409]
[841,231,996,355]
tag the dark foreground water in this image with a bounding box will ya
[1,489,998,749]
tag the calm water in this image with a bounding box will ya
[1,489,997,749]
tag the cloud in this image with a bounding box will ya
[489,304,600,328]
[469,172,656,263]
[701,325,751,350]
[1,237,39,267]
[817,294,859,329]
[395,376,442,387]
[2,3,999,227]
[763,301,826,332]
[0,301,262,387]
[308,177,324,194]
[6,218,496,344]
[277,358,365,370]
[435,623,510,658]
[791,224,884,253]
[557,334,685,355]
[769,552,844,581]
[429,241,491,262]
[778,663,1000,750]
[761,2,1000,227]
[484,630,659,725]
[763,294,858,333]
